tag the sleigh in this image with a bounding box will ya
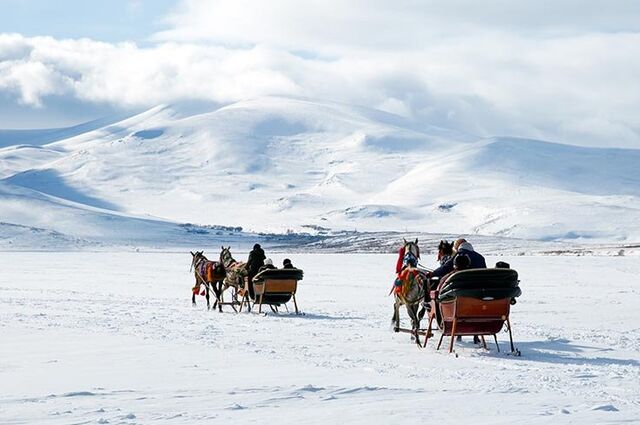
[423,268,522,354]
[240,268,304,314]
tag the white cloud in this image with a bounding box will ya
[0,57,69,107]
[0,1,639,147]
[156,0,640,52]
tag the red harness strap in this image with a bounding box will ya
[395,246,406,274]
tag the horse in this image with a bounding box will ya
[190,251,226,311]
[219,246,249,308]
[437,240,454,266]
[391,238,428,346]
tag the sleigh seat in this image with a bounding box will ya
[241,268,304,314]
[422,268,521,354]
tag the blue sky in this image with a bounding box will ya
[0,0,176,42]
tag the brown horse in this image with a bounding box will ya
[437,240,454,265]
[190,251,226,311]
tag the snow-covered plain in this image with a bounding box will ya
[1,94,639,424]
[1,252,638,424]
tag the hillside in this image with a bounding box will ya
[1,96,639,247]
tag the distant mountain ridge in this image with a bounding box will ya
[1,96,638,247]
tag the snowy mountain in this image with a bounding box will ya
[1,96,639,248]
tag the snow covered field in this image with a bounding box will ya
[1,252,638,424]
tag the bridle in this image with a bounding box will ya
[190,252,207,273]
[220,248,236,269]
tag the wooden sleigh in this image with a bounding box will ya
[422,268,522,354]
[239,268,304,314]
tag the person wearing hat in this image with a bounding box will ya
[246,244,266,298]
[258,258,276,272]
[282,258,294,269]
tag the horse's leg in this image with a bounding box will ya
[392,298,401,332]
[245,278,252,312]
[206,283,210,310]
[218,283,225,313]
[192,277,197,306]
[211,287,218,311]
[228,283,238,313]
[406,303,421,345]
[413,303,422,347]
[418,305,426,323]
[232,283,239,303]
[213,280,223,312]
[211,281,218,311]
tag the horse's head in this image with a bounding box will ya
[219,246,235,268]
[402,238,420,259]
[190,250,206,272]
[437,240,454,262]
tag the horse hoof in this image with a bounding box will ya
[393,327,400,333]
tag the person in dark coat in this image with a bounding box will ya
[247,244,266,273]
[246,244,266,298]
[258,258,276,272]
[430,239,486,279]
[433,241,484,345]
[252,259,276,289]
[282,258,294,269]
[437,253,471,290]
